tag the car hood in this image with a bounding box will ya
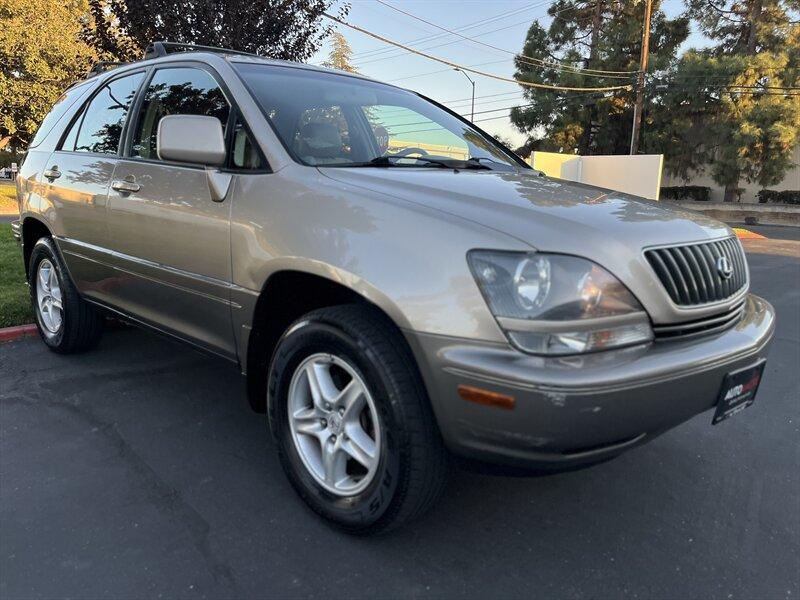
[318,168,731,253]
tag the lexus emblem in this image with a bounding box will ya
[716,256,734,279]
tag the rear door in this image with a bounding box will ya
[104,65,236,358]
[44,70,145,296]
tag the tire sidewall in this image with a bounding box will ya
[269,318,403,530]
[29,238,67,348]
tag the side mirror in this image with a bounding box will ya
[157,115,226,166]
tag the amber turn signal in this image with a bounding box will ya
[457,385,515,410]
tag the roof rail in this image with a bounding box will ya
[85,61,128,79]
[143,41,259,60]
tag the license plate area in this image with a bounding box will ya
[712,359,766,425]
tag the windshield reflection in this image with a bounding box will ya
[234,63,526,171]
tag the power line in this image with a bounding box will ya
[650,80,800,90]
[441,90,528,105]
[353,17,534,67]
[650,69,787,79]
[374,0,637,77]
[379,96,529,120]
[323,13,633,93]
[373,91,528,119]
[349,1,548,61]
[446,93,527,109]
[386,59,508,82]
[648,82,800,93]
[351,3,538,59]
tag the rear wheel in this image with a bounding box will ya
[268,304,448,534]
[28,237,103,353]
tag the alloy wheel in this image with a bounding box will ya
[36,259,63,334]
[287,353,382,496]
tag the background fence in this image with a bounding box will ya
[528,152,664,200]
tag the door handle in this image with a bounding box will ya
[43,167,61,180]
[111,179,141,194]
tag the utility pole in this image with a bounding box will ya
[454,68,475,121]
[629,0,653,155]
[746,0,763,55]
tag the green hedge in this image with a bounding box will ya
[757,189,800,205]
[0,153,22,169]
[660,186,711,202]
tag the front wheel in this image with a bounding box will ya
[268,305,448,534]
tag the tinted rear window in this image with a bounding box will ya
[29,82,93,148]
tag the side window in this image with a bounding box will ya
[132,67,230,160]
[29,81,92,148]
[62,72,144,154]
[60,114,80,152]
[231,118,263,170]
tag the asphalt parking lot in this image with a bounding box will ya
[1,229,798,599]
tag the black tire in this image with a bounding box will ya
[268,304,448,534]
[28,237,103,353]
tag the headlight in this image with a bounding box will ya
[468,251,653,355]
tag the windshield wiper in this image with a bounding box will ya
[334,156,418,168]
[415,156,491,170]
[355,155,491,169]
[464,157,518,171]
[372,155,436,167]
[327,155,493,169]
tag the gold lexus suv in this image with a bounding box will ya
[12,42,775,533]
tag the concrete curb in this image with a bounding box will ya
[675,201,800,227]
[0,324,38,343]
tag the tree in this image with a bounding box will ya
[81,0,140,61]
[489,133,515,148]
[322,32,358,72]
[94,0,349,62]
[0,0,97,149]
[510,0,689,155]
[656,0,800,202]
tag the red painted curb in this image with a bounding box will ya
[0,324,38,343]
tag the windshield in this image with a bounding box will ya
[233,63,525,171]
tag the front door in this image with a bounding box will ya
[104,65,236,359]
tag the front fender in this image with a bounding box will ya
[229,165,528,342]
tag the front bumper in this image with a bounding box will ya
[405,293,775,468]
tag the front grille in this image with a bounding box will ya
[653,299,745,341]
[645,237,747,306]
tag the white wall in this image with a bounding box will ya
[529,152,664,200]
[661,145,800,203]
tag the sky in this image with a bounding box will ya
[308,0,708,147]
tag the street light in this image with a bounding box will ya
[454,68,475,122]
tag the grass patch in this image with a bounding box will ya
[0,182,17,216]
[0,223,34,327]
